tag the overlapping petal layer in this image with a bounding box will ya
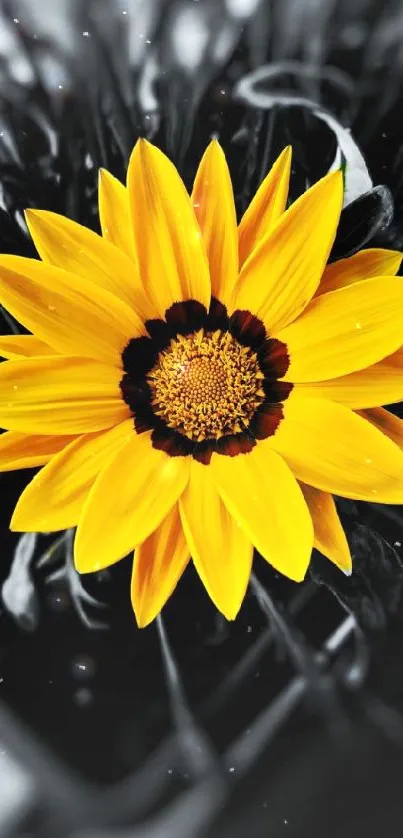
[0,334,54,359]
[74,431,189,573]
[0,356,127,434]
[98,168,134,260]
[299,482,351,573]
[298,347,403,408]
[318,248,402,295]
[127,139,210,317]
[0,430,75,471]
[358,407,403,449]
[11,421,133,532]
[26,209,150,320]
[179,460,253,619]
[238,146,292,266]
[132,506,189,628]
[271,391,403,502]
[0,255,144,364]
[210,443,313,581]
[277,278,403,382]
[232,171,343,332]
[192,140,238,305]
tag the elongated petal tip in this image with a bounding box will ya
[24,208,46,224]
[133,602,157,629]
[326,167,343,183]
[220,601,243,621]
[207,136,223,152]
[24,208,54,243]
[133,608,149,629]
[306,168,344,206]
[328,546,353,575]
[133,137,156,159]
[281,144,292,164]
[24,207,37,234]
[74,537,111,574]
[289,563,310,583]
[127,137,148,168]
[98,167,109,185]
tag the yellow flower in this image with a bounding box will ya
[1,139,403,626]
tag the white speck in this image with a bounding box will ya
[246,625,252,633]
[229,766,235,773]
[145,39,152,44]
[395,541,401,547]
[12,385,18,391]
[371,488,378,494]
[355,321,362,329]
[220,89,226,95]
[13,18,19,24]
[82,31,90,38]
[284,819,289,825]
[58,84,64,90]
[167,768,173,775]
[122,9,128,14]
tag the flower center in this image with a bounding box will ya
[147,329,266,442]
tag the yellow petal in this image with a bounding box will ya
[210,444,313,582]
[11,421,133,533]
[0,356,128,434]
[0,430,76,471]
[317,248,402,296]
[270,390,403,503]
[357,407,403,449]
[74,431,189,573]
[25,209,150,321]
[0,255,144,365]
[232,171,343,332]
[179,460,253,620]
[98,168,134,260]
[277,278,403,382]
[0,334,54,359]
[132,505,189,628]
[238,146,292,266]
[299,482,351,574]
[298,347,403,408]
[191,140,238,306]
[127,139,210,317]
